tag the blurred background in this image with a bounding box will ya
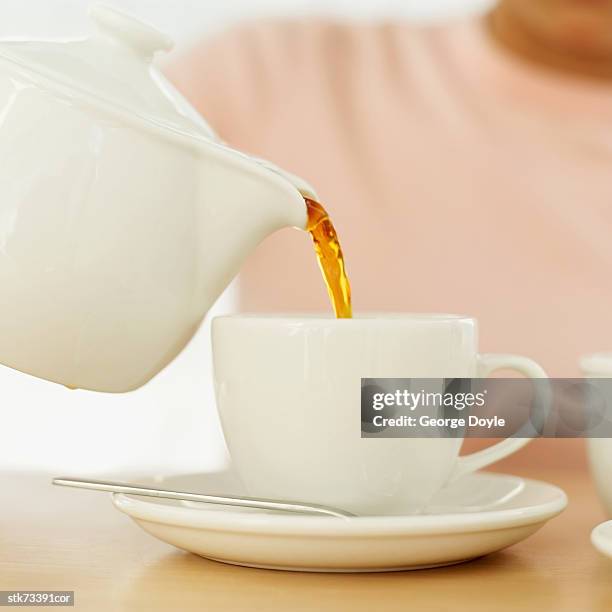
[0,1,491,45]
[0,0,492,475]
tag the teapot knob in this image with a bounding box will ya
[90,4,174,58]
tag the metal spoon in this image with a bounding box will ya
[52,477,355,518]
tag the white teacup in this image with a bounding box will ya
[581,353,612,516]
[212,314,547,515]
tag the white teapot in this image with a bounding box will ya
[0,5,311,392]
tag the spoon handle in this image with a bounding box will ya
[52,477,354,518]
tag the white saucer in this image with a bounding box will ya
[592,521,612,559]
[112,470,567,572]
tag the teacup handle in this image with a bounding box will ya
[447,353,549,482]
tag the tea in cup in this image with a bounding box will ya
[212,314,547,514]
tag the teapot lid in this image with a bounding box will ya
[0,4,216,140]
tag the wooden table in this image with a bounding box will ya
[1,468,611,611]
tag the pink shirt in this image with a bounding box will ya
[169,17,612,466]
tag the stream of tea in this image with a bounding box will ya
[304,197,352,318]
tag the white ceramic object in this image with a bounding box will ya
[212,314,548,515]
[0,4,310,392]
[112,470,567,572]
[592,521,612,560]
[581,353,612,516]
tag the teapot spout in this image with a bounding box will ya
[195,144,311,307]
[252,156,318,203]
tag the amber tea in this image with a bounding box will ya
[304,198,352,318]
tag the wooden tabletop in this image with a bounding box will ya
[1,468,611,612]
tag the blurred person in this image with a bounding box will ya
[168,0,612,469]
